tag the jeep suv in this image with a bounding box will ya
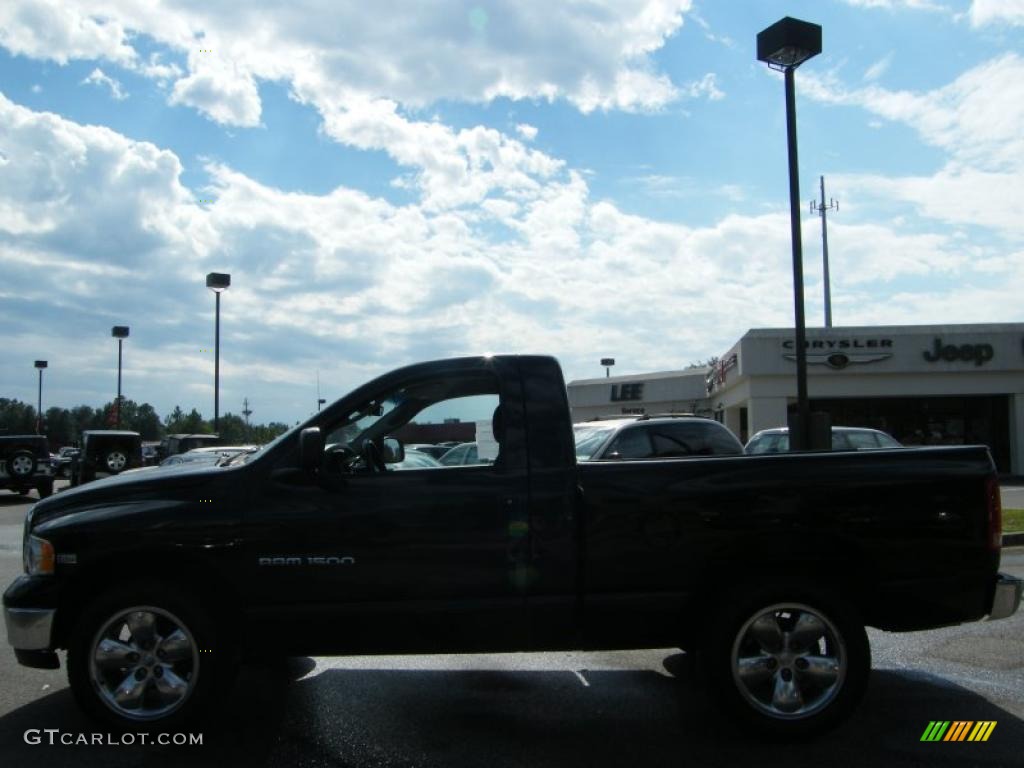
[0,435,54,498]
[573,414,744,461]
[70,431,143,486]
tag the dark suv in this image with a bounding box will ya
[573,414,744,461]
[70,431,143,486]
[0,435,54,498]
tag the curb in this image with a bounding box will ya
[1003,532,1024,547]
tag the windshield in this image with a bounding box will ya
[573,425,616,460]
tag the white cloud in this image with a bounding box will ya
[683,72,724,101]
[841,0,945,10]
[6,94,1015,418]
[0,0,137,66]
[969,0,1024,26]
[168,51,261,127]
[801,54,1024,239]
[804,54,1024,171]
[0,1,692,116]
[81,67,127,100]
[515,123,538,141]
[863,52,894,82]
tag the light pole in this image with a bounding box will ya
[111,326,129,428]
[206,272,231,433]
[757,16,822,451]
[601,358,615,378]
[34,360,47,434]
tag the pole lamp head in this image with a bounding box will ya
[206,272,231,293]
[111,326,130,339]
[757,17,821,71]
[34,360,48,370]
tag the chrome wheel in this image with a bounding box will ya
[105,451,128,472]
[731,603,846,720]
[10,454,35,477]
[88,606,199,721]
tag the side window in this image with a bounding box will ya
[650,424,702,457]
[649,422,743,458]
[846,431,881,450]
[604,427,653,459]
[323,370,502,472]
[876,432,902,448]
[831,432,853,451]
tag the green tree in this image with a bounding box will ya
[68,405,97,444]
[164,406,187,433]
[251,422,289,444]
[215,413,249,443]
[44,407,74,447]
[133,403,162,440]
[0,398,37,435]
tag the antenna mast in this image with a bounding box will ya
[242,397,252,441]
[810,175,838,327]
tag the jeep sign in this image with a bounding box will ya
[922,338,994,366]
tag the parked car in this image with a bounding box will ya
[70,430,143,486]
[0,435,54,498]
[53,447,80,479]
[141,442,161,466]
[438,441,492,466]
[160,434,221,459]
[745,426,903,455]
[574,414,744,461]
[3,354,1018,738]
[390,449,444,470]
[404,443,450,460]
[160,446,257,467]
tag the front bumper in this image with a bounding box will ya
[988,573,1023,621]
[5,574,63,668]
[4,606,56,650]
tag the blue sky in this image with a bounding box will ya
[1,0,1022,426]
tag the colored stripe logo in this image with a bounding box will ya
[921,721,997,742]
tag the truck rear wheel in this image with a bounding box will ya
[104,449,129,473]
[67,584,228,729]
[699,588,869,739]
[8,450,36,478]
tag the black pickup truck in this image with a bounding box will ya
[4,355,1020,737]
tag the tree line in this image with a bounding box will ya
[0,397,289,448]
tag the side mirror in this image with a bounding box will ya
[381,437,404,464]
[299,427,324,474]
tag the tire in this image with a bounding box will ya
[36,481,53,499]
[8,450,36,479]
[67,584,230,730]
[104,449,129,474]
[698,587,870,739]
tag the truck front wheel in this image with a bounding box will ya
[67,585,227,729]
[700,589,869,738]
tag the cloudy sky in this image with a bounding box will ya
[1,0,1022,425]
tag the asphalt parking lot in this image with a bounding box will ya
[0,484,1021,767]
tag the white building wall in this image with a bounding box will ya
[748,397,789,435]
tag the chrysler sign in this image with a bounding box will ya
[782,337,894,370]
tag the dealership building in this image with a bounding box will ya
[567,323,1024,474]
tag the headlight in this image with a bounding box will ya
[24,535,55,576]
